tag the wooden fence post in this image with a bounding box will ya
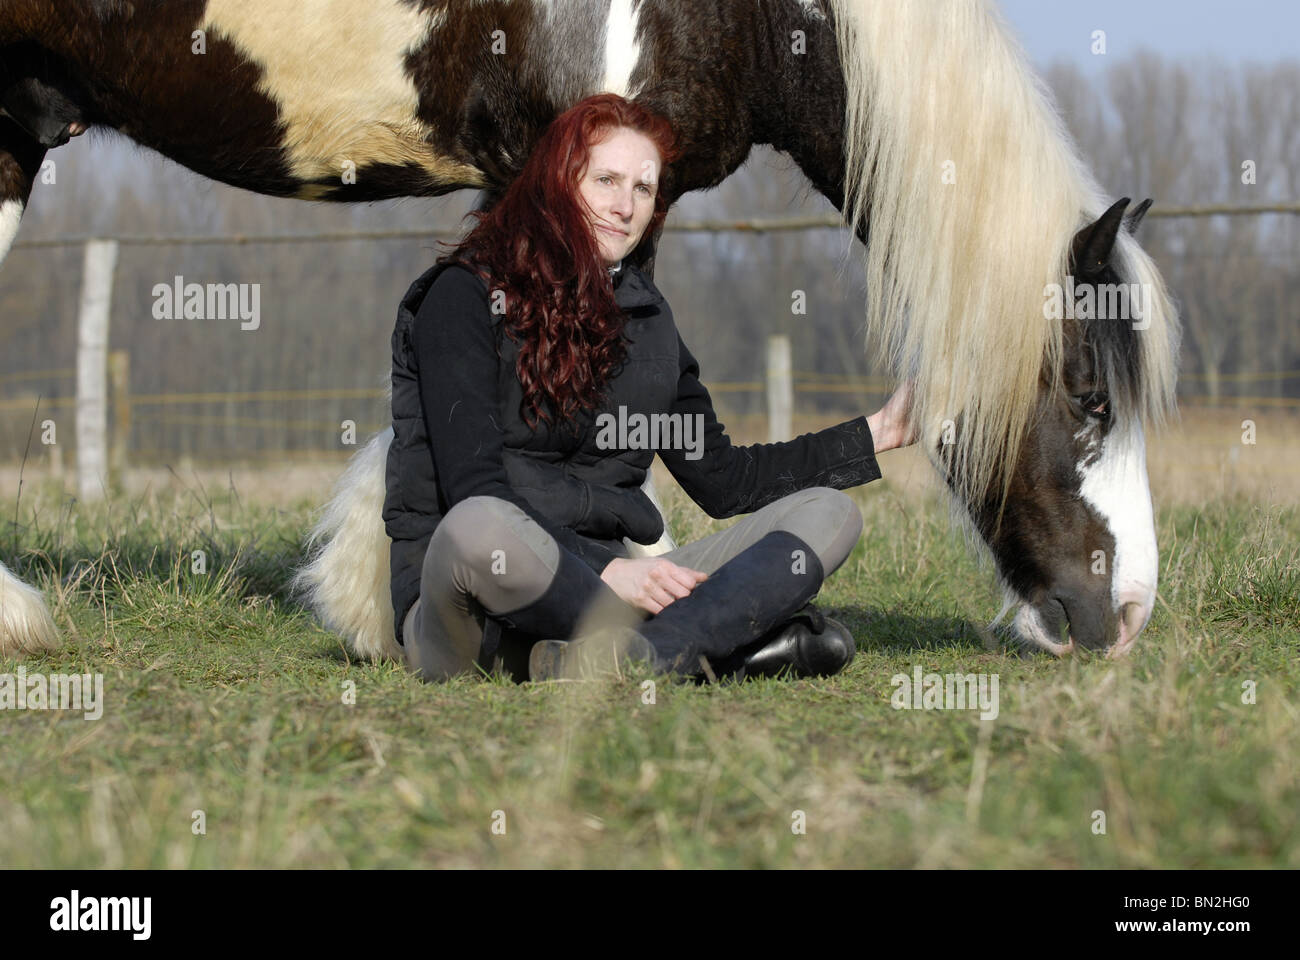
[108,349,130,484]
[75,239,118,502]
[766,334,792,442]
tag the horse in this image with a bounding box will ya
[0,0,1179,662]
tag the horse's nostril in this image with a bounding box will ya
[1122,601,1149,637]
[1107,601,1151,658]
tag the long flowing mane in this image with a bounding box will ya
[827,0,1179,505]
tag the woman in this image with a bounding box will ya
[383,93,915,683]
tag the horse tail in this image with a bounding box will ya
[0,558,60,657]
[0,116,47,269]
[292,427,401,663]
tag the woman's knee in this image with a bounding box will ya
[434,496,555,565]
[778,487,863,574]
[427,496,561,600]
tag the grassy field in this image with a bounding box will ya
[1,408,1297,868]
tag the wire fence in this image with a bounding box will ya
[2,205,1297,490]
[11,202,1300,252]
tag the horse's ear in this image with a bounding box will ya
[1125,198,1153,235]
[1074,197,1130,274]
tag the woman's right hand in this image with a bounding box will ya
[600,557,709,615]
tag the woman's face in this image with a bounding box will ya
[577,126,662,268]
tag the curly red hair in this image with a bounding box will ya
[438,94,680,428]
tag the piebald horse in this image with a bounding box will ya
[0,0,1179,661]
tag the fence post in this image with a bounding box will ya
[766,334,792,442]
[75,239,118,502]
[108,349,130,483]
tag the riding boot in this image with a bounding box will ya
[487,546,629,640]
[707,603,857,681]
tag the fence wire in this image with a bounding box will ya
[2,209,1297,465]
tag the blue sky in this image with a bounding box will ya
[997,0,1299,72]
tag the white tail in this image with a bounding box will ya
[292,427,400,663]
[0,558,60,657]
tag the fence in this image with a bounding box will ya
[4,204,1298,498]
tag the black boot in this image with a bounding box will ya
[728,603,856,680]
[532,530,825,679]
[528,531,834,681]
[645,530,827,674]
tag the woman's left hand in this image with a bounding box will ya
[867,380,919,453]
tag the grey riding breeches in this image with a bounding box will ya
[401,486,863,681]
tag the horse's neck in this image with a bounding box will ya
[735,1,861,242]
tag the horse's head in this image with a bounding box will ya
[957,198,1166,658]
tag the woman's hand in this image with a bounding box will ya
[867,380,919,453]
[600,557,709,615]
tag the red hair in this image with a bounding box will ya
[438,94,680,428]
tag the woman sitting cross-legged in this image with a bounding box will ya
[384,93,916,683]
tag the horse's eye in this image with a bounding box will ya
[1077,391,1110,420]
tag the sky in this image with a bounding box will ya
[997,0,1299,72]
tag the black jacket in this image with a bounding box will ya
[384,259,883,646]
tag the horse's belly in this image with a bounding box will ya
[201,0,485,196]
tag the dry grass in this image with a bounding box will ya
[4,404,1294,510]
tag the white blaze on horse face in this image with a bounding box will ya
[1077,419,1158,648]
[602,0,643,97]
[0,200,23,264]
[202,0,484,193]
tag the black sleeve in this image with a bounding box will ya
[658,333,883,519]
[411,266,618,573]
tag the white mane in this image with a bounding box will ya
[827,0,1179,505]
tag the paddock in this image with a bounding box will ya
[1,0,1297,871]
[0,397,1294,867]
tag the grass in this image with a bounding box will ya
[0,461,1297,868]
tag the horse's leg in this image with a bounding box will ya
[0,114,45,268]
[0,114,60,656]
